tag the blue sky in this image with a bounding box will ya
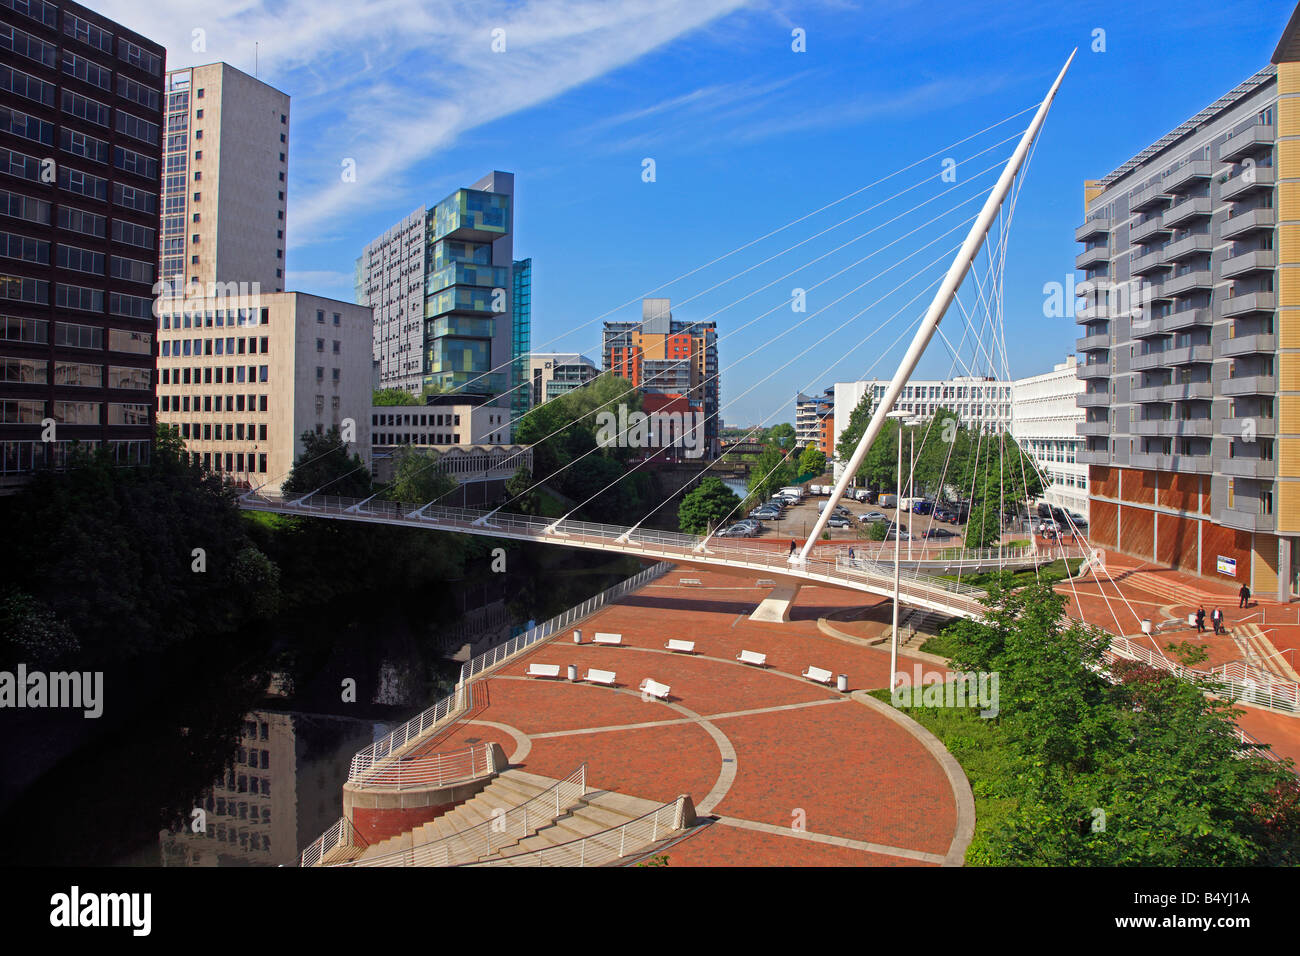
[106,0,1296,426]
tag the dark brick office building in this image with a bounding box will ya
[0,0,164,490]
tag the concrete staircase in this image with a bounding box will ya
[488,788,667,861]
[1236,623,1300,683]
[352,769,553,864]
[894,609,948,650]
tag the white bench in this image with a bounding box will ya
[802,665,834,685]
[527,663,561,679]
[679,578,702,587]
[665,639,696,654]
[639,678,671,700]
[584,668,617,686]
[593,632,623,646]
[736,650,767,668]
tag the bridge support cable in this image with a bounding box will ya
[361,153,1022,517]
[796,51,1077,569]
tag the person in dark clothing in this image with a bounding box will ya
[1195,607,1206,633]
[788,539,797,555]
[1239,584,1251,609]
[1211,607,1224,635]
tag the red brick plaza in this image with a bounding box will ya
[418,569,974,866]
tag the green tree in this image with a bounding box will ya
[678,477,742,535]
[964,497,1002,549]
[768,423,796,451]
[797,444,826,477]
[281,426,372,499]
[504,465,540,515]
[748,444,796,502]
[384,446,457,504]
[373,387,419,406]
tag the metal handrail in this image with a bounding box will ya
[300,815,368,868]
[1108,634,1300,714]
[468,796,685,867]
[349,742,494,792]
[332,764,588,867]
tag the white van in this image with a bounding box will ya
[878,493,898,508]
[777,486,804,501]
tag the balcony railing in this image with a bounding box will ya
[1075,218,1111,242]
[1219,374,1276,396]
[1220,166,1275,200]
[1218,124,1274,163]
[1130,214,1169,243]
[1221,291,1276,316]
[1162,233,1212,262]
[1162,196,1212,227]
[1220,249,1275,279]
[1164,160,1211,192]
[1221,207,1275,238]
[1219,457,1276,479]
[1075,245,1110,268]
[1218,332,1275,358]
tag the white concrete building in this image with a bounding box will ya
[1011,355,1089,518]
[160,63,290,294]
[832,376,1012,457]
[156,291,373,493]
[355,208,427,395]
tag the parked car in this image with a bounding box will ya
[1068,511,1089,528]
[877,493,898,508]
[884,528,912,541]
[923,527,956,539]
[717,524,755,537]
[911,500,934,516]
[860,511,888,523]
[827,515,852,528]
[865,490,879,504]
[933,508,955,523]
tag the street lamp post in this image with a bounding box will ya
[887,411,919,693]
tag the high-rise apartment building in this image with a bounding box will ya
[1011,355,1087,519]
[154,291,371,493]
[357,172,520,423]
[602,298,720,457]
[160,62,289,294]
[1075,17,1300,598]
[511,256,530,417]
[0,0,165,490]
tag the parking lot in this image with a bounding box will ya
[726,491,971,545]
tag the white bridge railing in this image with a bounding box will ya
[468,796,688,867]
[240,492,991,620]
[300,815,366,868]
[332,764,588,867]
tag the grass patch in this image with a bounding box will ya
[939,557,1082,589]
[867,688,1019,865]
[917,630,962,659]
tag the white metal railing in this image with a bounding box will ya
[240,492,993,618]
[332,764,588,867]
[468,796,686,867]
[349,742,494,792]
[300,815,366,868]
[348,561,672,781]
[1107,634,1300,714]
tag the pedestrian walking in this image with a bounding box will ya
[1195,607,1206,633]
[788,538,797,556]
[848,546,855,560]
[1211,607,1224,635]
[1239,584,1251,609]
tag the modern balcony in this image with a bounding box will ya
[1078,420,1112,437]
[1220,249,1276,278]
[1130,182,1171,212]
[1128,452,1213,473]
[1221,207,1275,238]
[1077,362,1111,380]
[1075,246,1111,269]
[1142,419,1215,438]
[1159,306,1212,333]
[1074,302,1105,323]
[1217,124,1274,163]
[1162,233,1212,262]
[1219,457,1276,480]
[1218,508,1275,533]
[1219,374,1277,396]
[1221,291,1276,316]
[1218,332,1276,358]
[1162,196,1212,227]
[1159,381,1214,401]
[1078,391,1111,407]
[1129,248,1168,276]
[1162,268,1214,296]
[1130,215,1169,243]
[1078,449,1111,466]
[1130,384,1167,403]
[1164,160,1212,192]
[1220,166,1276,200]
[1075,218,1111,242]
[1075,333,1110,352]
[1130,345,1213,370]
[1220,416,1276,438]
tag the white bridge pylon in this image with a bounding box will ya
[796,50,1076,563]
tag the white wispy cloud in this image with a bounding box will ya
[96,0,751,245]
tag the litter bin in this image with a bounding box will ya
[573,629,582,644]
[1141,619,1152,635]
[567,664,577,682]
[837,674,848,693]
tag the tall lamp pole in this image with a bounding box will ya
[887,411,919,693]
